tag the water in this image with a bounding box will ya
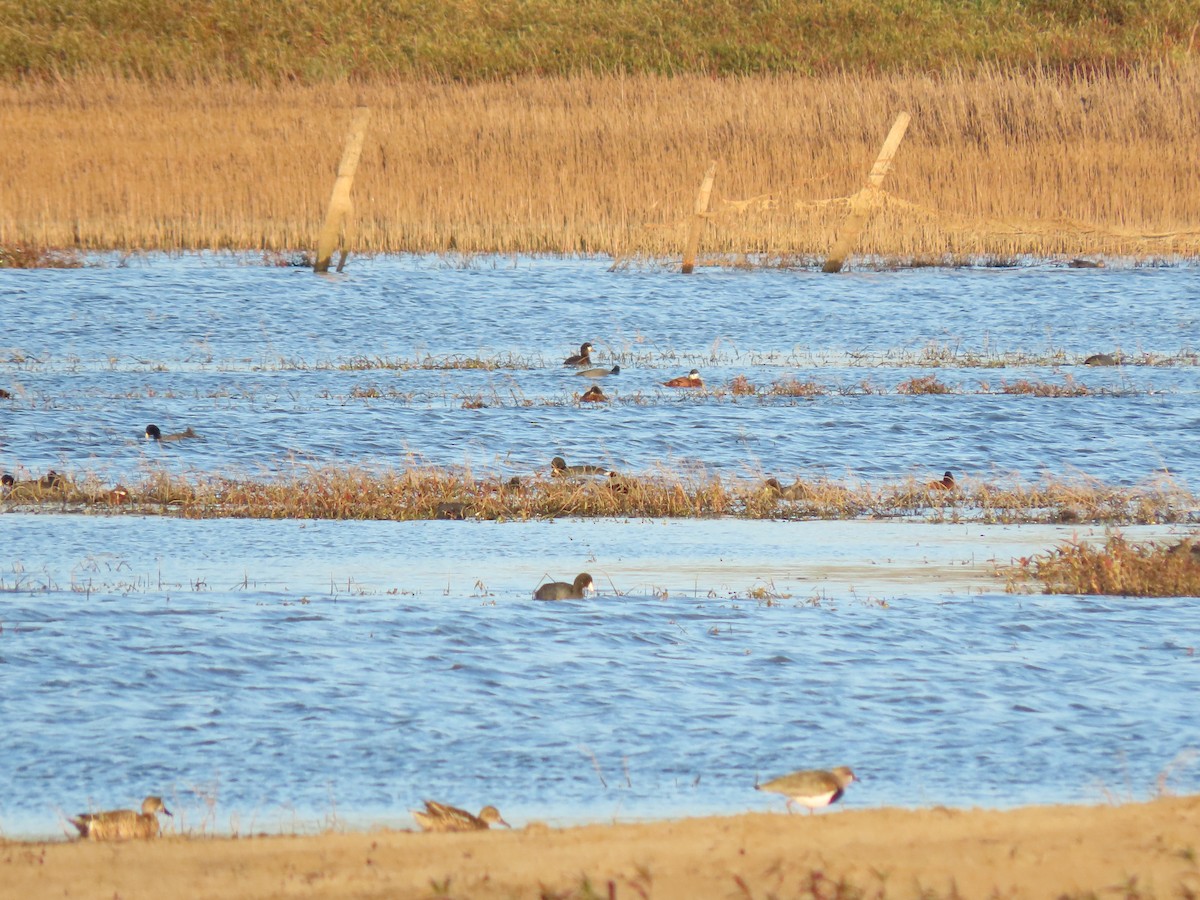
[1,255,1198,837]
[1,255,1197,484]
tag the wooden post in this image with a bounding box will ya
[822,112,911,274]
[314,106,370,274]
[681,160,717,274]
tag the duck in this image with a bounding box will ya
[563,342,594,367]
[762,477,810,501]
[0,388,11,399]
[1082,353,1118,366]
[70,795,172,841]
[580,385,608,403]
[575,365,620,378]
[663,369,703,388]
[411,800,510,833]
[756,766,856,814]
[551,456,608,477]
[145,424,199,442]
[534,572,595,600]
[926,471,955,491]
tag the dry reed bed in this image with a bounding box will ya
[3,68,1200,260]
[5,468,1195,526]
[1011,532,1200,596]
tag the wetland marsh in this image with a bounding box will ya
[1,255,1198,839]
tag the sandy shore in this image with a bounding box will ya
[4,797,1199,899]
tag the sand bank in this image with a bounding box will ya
[4,797,1199,898]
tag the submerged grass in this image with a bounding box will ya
[4,467,1195,526]
[3,68,1200,260]
[1011,532,1200,596]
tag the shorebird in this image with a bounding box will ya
[145,424,199,441]
[534,572,595,600]
[551,456,608,477]
[575,365,620,378]
[756,766,856,813]
[411,800,510,832]
[926,471,955,491]
[580,385,608,402]
[70,796,172,840]
[663,369,703,388]
[563,342,594,367]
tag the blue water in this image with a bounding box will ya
[0,256,1196,486]
[0,256,1198,837]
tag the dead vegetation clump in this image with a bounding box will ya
[0,245,85,268]
[1001,378,1091,397]
[897,375,954,395]
[1011,532,1200,596]
[767,378,826,397]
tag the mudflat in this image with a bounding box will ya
[4,797,1198,899]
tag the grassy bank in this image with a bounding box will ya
[2,0,1197,81]
[4,465,1194,528]
[2,69,1199,259]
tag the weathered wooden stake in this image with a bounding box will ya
[681,160,717,274]
[315,106,370,274]
[822,112,911,274]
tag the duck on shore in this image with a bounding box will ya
[69,796,172,841]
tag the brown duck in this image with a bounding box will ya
[70,795,172,840]
[411,800,510,832]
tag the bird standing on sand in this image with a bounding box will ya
[563,342,594,367]
[70,796,172,840]
[534,572,595,600]
[411,800,510,832]
[663,369,703,388]
[756,766,856,813]
[145,424,199,441]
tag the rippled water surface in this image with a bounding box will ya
[1,256,1198,837]
[1,255,1198,483]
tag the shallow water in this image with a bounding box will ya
[1,256,1198,838]
[2,514,1198,838]
[0,256,1197,485]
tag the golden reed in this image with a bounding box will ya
[2,67,1199,261]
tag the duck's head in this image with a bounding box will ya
[479,806,510,827]
[145,424,162,440]
[142,796,172,816]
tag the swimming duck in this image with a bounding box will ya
[145,424,199,441]
[70,795,172,841]
[1083,353,1118,366]
[563,342,594,367]
[926,471,955,491]
[756,767,856,814]
[663,369,703,388]
[551,456,608,477]
[575,365,620,378]
[411,800,510,832]
[580,385,608,402]
[534,572,595,600]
